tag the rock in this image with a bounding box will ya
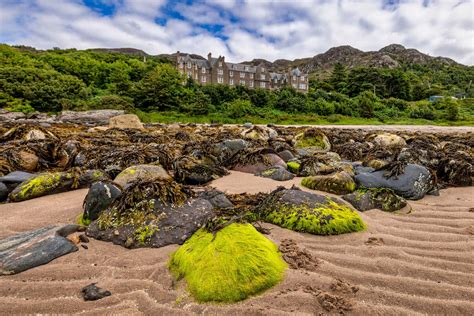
[174,156,228,185]
[81,283,111,301]
[295,129,331,154]
[354,165,375,175]
[0,171,35,190]
[233,153,286,174]
[343,188,407,212]
[0,225,79,275]
[58,110,124,126]
[287,161,301,174]
[16,151,39,172]
[256,188,365,235]
[199,189,234,209]
[241,126,278,141]
[24,129,46,141]
[243,122,253,128]
[87,198,215,248]
[83,182,122,221]
[9,170,109,202]
[87,126,109,133]
[373,133,406,147]
[256,165,295,181]
[79,234,90,243]
[0,110,26,121]
[277,150,295,162]
[366,159,388,170]
[108,114,144,130]
[0,182,8,201]
[301,171,356,195]
[113,164,171,189]
[214,139,247,162]
[354,164,432,200]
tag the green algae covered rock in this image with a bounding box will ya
[9,169,108,202]
[301,171,356,195]
[256,188,365,235]
[169,223,286,303]
[342,188,407,212]
[113,164,171,189]
[256,165,295,181]
[295,129,331,154]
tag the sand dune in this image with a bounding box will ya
[0,172,473,315]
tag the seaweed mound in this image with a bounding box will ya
[301,171,356,195]
[295,129,331,154]
[256,188,365,235]
[169,223,286,303]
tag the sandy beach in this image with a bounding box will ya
[1,171,473,315]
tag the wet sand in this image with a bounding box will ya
[0,172,473,315]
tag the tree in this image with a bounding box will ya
[133,64,183,111]
[329,63,348,93]
[356,91,378,118]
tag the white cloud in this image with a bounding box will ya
[0,0,472,64]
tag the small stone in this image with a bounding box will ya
[79,234,90,243]
[81,283,111,301]
[81,244,89,250]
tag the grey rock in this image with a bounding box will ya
[343,188,407,212]
[0,225,79,275]
[277,150,295,162]
[243,122,253,128]
[0,110,26,121]
[199,190,234,209]
[81,283,111,301]
[87,198,215,248]
[233,153,286,174]
[256,166,295,181]
[355,164,432,200]
[354,165,375,175]
[83,182,122,221]
[0,171,35,185]
[0,182,8,202]
[58,110,124,126]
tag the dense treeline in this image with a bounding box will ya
[0,44,473,122]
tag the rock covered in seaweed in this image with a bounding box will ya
[343,188,407,212]
[256,165,295,181]
[83,181,122,221]
[372,133,406,148]
[86,180,215,248]
[295,129,331,155]
[113,164,171,189]
[301,171,356,195]
[355,163,433,200]
[8,169,109,202]
[256,187,365,235]
[168,223,286,303]
[232,149,286,174]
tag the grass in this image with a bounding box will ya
[135,109,474,126]
[264,200,366,235]
[168,223,287,303]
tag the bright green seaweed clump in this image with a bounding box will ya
[287,161,300,174]
[9,172,62,202]
[169,223,287,303]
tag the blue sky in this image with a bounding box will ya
[1,0,473,64]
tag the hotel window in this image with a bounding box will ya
[292,83,297,88]
[194,64,197,70]
[202,68,206,73]
[229,78,234,85]
[260,74,265,80]
[245,66,249,71]
[240,72,245,78]
[219,62,222,67]
[293,75,296,81]
[274,78,278,83]
[300,76,305,81]
[187,72,192,78]
[187,62,191,68]
[299,83,306,89]
[179,63,183,69]
[261,67,265,72]
[218,76,223,83]
[260,82,265,88]
[240,80,245,85]
[249,81,254,87]
[202,76,207,83]
[229,71,233,77]
[218,69,223,75]
[250,73,254,79]
[195,73,198,80]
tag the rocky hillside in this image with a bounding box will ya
[241,44,462,74]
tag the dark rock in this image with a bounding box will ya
[0,171,35,185]
[277,150,295,162]
[83,182,122,221]
[199,190,234,209]
[0,182,8,202]
[79,234,90,243]
[342,188,407,212]
[256,166,295,181]
[214,139,247,162]
[81,283,111,301]
[233,153,286,174]
[0,225,79,275]
[354,164,433,200]
[87,198,215,248]
[174,156,228,185]
[354,165,375,175]
[81,244,89,250]
[9,170,109,202]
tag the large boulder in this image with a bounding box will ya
[295,129,331,155]
[108,114,144,130]
[83,182,122,221]
[240,126,278,141]
[256,165,295,181]
[343,188,407,212]
[58,110,124,125]
[174,156,228,185]
[113,164,171,189]
[256,188,365,235]
[0,171,34,191]
[169,223,286,303]
[354,164,432,200]
[87,180,215,248]
[9,170,109,202]
[0,182,8,202]
[233,153,286,174]
[0,225,79,275]
[15,151,39,172]
[301,171,356,195]
[373,133,406,148]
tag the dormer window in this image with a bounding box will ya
[245,66,249,71]
[260,74,265,80]
[187,62,191,68]
[261,67,265,72]
[202,68,206,74]
[218,69,223,75]
[179,63,183,69]
[229,71,233,77]
[219,62,222,67]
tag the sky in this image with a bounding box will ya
[1,0,473,65]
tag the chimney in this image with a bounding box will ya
[208,52,212,62]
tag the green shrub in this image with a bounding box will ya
[223,99,256,118]
[169,223,286,303]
